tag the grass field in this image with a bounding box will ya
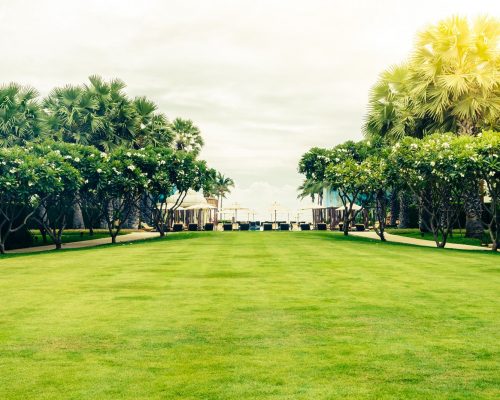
[0,232,498,399]
[386,228,490,247]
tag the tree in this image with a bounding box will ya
[30,145,82,250]
[389,134,476,248]
[213,172,234,209]
[96,149,148,243]
[325,158,366,236]
[0,148,55,254]
[363,63,426,141]
[474,131,500,251]
[357,155,395,241]
[298,147,335,205]
[133,97,173,149]
[46,141,104,235]
[0,83,42,147]
[128,146,175,237]
[44,76,140,152]
[410,16,500,238]
[364,16,500,237]
[170,118,204,156]
[410,16,500,135]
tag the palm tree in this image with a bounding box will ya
[0,83,42,146]
[133,96,173,149]
[43,85,101,145]
[84,75,138,152]
[213,173,234,209]
[44,76,138,152]
[364,16,500,236]
[170,118,204,155]
[297,178,325,205]
[410,16,500,136]
[411,16,500,237]
[364,63,417,140]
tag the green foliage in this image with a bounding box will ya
[170,117,204,155]
[0,84,43,146]
[364,16,500,140]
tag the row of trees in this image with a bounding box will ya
[0,76,234,253]
[298,16,500,251]
[299,132,499,250]
[363,15,500,237]
[0,75,204,154]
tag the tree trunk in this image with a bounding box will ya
[343,209,349,236]
[464,184,484,239]
[419,190,431,233]
[55,242,62,250]
[0,242,5,254]
[389,190,399,226]
[72,201,85,229]
[398,191,411,228]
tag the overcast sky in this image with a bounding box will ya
[1,0,499,220]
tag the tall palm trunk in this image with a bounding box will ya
[72,199,85,229]
[398,190,411,228]
[457,121,483,238]
[389,190,399,226]
[464,182,484,239]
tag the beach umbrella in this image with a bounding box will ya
[268,202,290,222]
[221,202,248,221]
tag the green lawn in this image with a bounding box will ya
[386,228,491,247]
[0,232,498,399]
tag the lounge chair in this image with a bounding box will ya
[139,222,155,232]
[279,223,290,231]
[188,223,198,231]
[300,223,311,231]
[173,223,184,232]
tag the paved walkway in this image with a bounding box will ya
[6,231,160,254]
[350,231,490,251]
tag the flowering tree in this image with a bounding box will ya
[96,149,148,243]
[0,148,56,253]
[323,141,377,235]
[45,142,104,235]
[390,134,477,248]
[474,131,500,251]
[30,145,82,250]
[357,155,396,241]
